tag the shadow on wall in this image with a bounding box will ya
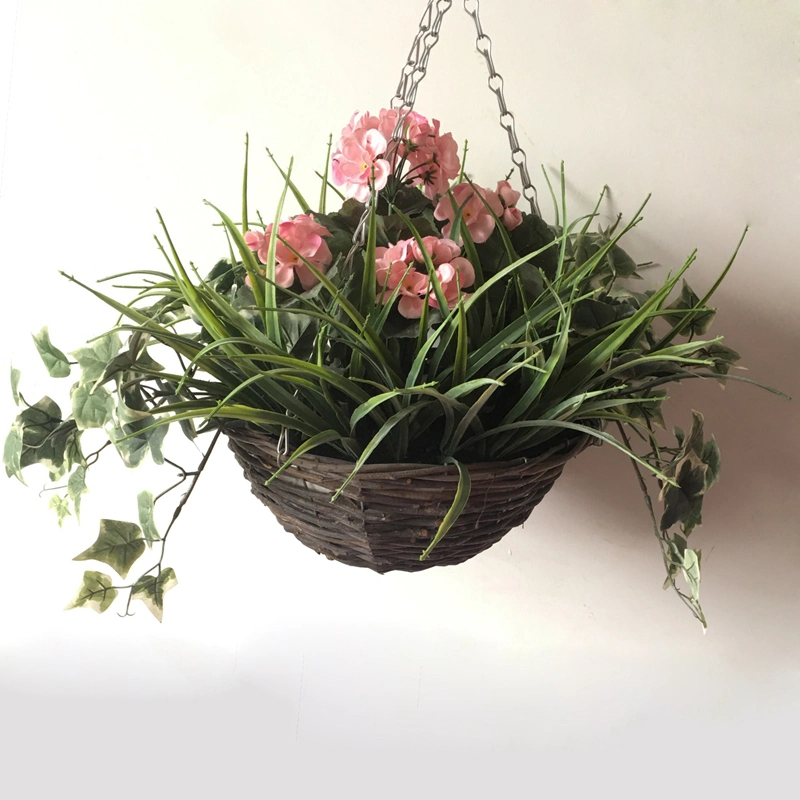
[548,292,799,627]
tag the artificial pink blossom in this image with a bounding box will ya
[331,112,392,202]
[496,179,523,231]
[410,236,461,266]
[374,235,474,317]
[395,269,430,319]
[244,214,332,291]
[332,108,461,202]
[429,257,476,311]
[433,182,504,244]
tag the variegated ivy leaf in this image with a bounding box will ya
[72,383,115,430]
[682,548,702,601]
[49,494,71,527]
[664,280,716,337]
[66,571,118,614]
[3,424,24,483]
[10,365,20,405]
[67,465,88,520]
[73,519,145,579]
[32,326,71,378]
[131,568,177,622]
[13,397,82,480]
[112,416,168,468]
[70,332,122,385]
[137,490,160,546]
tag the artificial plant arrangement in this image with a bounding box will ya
[4,106,774,627]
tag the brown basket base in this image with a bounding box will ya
[226,428,590,573]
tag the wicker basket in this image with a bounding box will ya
[226,426,592,572]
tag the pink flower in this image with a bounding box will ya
[429,257,475,311]
[394,269,430,319]
[433,182,503,244]
[375,241,413,292]
[496,179,523,231]
[331,112,392,202]
[410,236,461,266]
[244,213,332,291]
[405,122,460,199]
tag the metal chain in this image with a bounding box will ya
[390,0,541,217]
[461,0,540,216]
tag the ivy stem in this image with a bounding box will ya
[615,421,705,626]
[157,428,222,571]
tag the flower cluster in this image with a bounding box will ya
[433,179,523,244]
[375,236,475,318]
[331,108,460,202]
[244,214,333,290]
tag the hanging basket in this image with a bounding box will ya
[226,426,591,572]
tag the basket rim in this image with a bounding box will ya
[223,422,592,476]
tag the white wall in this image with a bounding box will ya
[0,1,798,796]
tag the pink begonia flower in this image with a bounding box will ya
[331,112,392,202]
[395,269,430,319]
[496,179,523,231]
[377,109,460,200]
[375,240,414,291]
[374,236,474,317]
[410,236,461,266]
[332,108,461,202]
[429,257,476,311]
[244,214,332,291]
[433,182,504,244]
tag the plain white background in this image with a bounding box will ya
[1,1,798,797]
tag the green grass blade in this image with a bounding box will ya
[418,457,471,561]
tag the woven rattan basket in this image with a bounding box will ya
[226,427,591,572]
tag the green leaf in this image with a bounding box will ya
[137,490,160,546]
[71,383,115,430]
[73,519,145,579]
[10,365,20,405]
[419,457,472,561]
[664,280,716,336]
[682,548,702,600]
[67,465,88,520]
[112,414,169,468]
[49,494,71,527]
[70,333,122,384]
[65,570,118,614]
[3,425,24,482]
[659,457,706,531]
[32,326,71,378]
[131,568,177,622]
[13,398,80,480]
[701,437,721,491]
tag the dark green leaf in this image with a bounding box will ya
[32,326,71,378]
[65,570,118,614]
[701,437,721,491]
[73,519,145,579]
[131,568,177,622]
[509,213,558,279]
[664,281,716,337]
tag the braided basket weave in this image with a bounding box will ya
[226,426,591,572]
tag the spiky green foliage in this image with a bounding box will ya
[6,145,782,627]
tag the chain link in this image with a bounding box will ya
[391,0,540,217]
